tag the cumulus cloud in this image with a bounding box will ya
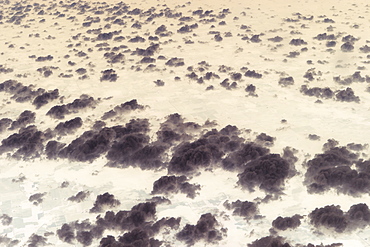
[176,213,226,246]
[237,154,295,193]
[151,175,201,198]
[90,192,121,213]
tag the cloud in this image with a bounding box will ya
[90,192,121,213]
[176,213,226,246]
[224,200,259,220]
[54,117,83,136]
[68,190,90,203]
[237,154,295,193]
[271,214,302,231]
[151,175,201,198]
[0,214,12,226]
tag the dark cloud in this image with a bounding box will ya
[0,236,19,246]
[76,231,93,246]
[176,213,226,246]
[289,38,307,46]
[128,36,146,43]
[96,201,157,231]
[271,214,302,231]
[118,228,161,247]
[90,192,121,213]
[0,80,48,103]
[335,87,360,102]
[313,33,336,40]
[224,200,259,220]
[104,52,125,64]
[153,79,164,86]
[0,118,12,133]
[0,125,46,160]
[308,134,320,141]
[0,214,12,225]
[255,133,275,145]
[46,95,97,119]
[32,89,59,109]
[101,99,145,120]
[54,117,83,136]
[168,126,243,174]
[300,85,334,99]
[57,223,75,243]
[35,55,53,62]
[341,42,354,52]
[248,236,290,247]
[309,205,347,233]
[151,175,201,198]
[68,190,90,203]
[165,57,185,67]
[278,77,294,87]
[8,110,36,130]
[268,36,283,42]
[27,234,48,247]
[45,140,65,160]
[29,192,46,205]
[359,45,370,53]
[303,143,370,195]
[100,69,118,82]
[222,142,269,172]
[238,154,295,193]
[244,70,262,78]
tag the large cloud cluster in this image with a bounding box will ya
[304,141,370,196]
[309,203,370,233]
[176,213,226,246]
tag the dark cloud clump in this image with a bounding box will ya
[300,85,334,99]
[303,143,370,195]
[96,201,157,231]
[57,223,75,243]
[90,192,121,213]
[308,134,320,141]
[341,42,354,52]
[27,234,48,247]
[244,70,262,78]
[32,89,59,109]
[271,214,302,231]
[248,236,290,247]
[165,57,185,67]
[151,175,200,198]
[168,125,244,174]
[309,205,347,233]
[35,55,53,62]
[278,77,294,87]
[0,125,47,159]
[223,200,259,219]
[46,95,97,119]
[0,214,12,225]
[29,192,46,205]
[68,190,90,203]
[289,38,307,46]
[8,110,36,130]
[268,36,283,42]
[238,154,295,193]
[0,236,19,246]
[222,142,269,172]
[176,213,226,246]
[101,99,145,120]
[335,87,360,102]
[0,80,48,103]
[0,118,12,133]
[100,69,118,82]
[54,117,83,136]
